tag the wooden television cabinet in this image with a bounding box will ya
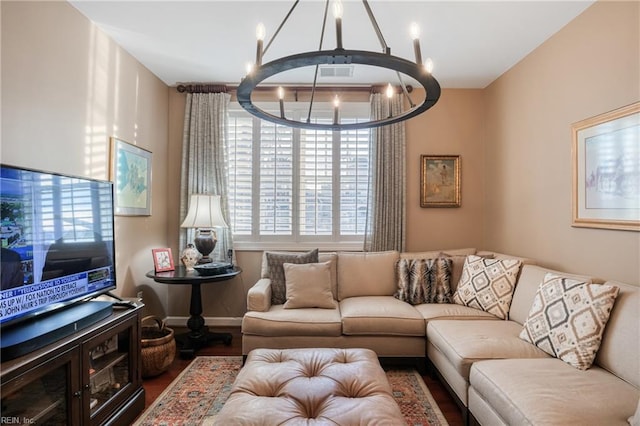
[1,303,144,425]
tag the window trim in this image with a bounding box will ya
[228,101,370,250]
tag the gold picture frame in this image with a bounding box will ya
[110,137,152,216]
[571,102,639,231]
[420,155,461,208]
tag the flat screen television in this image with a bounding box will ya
[0,164,117,329]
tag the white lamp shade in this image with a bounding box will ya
[180,194,229,229]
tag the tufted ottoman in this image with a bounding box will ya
[213,348,406,425]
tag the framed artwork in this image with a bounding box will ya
[110,137,152,216]
[152,248,175,272]
[572,102,639,231]
[420,155,461,208]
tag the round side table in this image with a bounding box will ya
[146,265,241,359]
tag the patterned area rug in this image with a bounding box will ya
[134,356,449,426]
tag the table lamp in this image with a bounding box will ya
[180,194,229,265]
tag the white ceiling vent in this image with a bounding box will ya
[319,65,354,78]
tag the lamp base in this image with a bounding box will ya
[194,229,217,264]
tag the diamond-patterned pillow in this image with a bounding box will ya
[265,249,319,305]
[395,258,452,305]
[519,273,619,370]
[452,255,522,319]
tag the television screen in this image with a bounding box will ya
[0,164,116,327]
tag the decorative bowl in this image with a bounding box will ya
[193,262,232,276]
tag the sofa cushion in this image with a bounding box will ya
[394,257,452,304]
[629,400,640,426]
[595,281,640,388]
[452,255,522,319]
[414,303,499,323]
[509,264,598,325]
[427,320,549,380]
[470,358,640,426]
[242,305,342,337]
[337,251,399,300]
[519,273,620,370]
[283,262,336,309]
[401,248,476,260]
[340,296,425,336]
[265,249,319,305]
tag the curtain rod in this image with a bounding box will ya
[176,84,228,93]
[175,84,413,94]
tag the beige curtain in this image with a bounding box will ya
[364,92,406,252]
[179,92,232,262]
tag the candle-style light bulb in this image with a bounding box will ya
[256,23,266,41]
[255,23,266,66]
[333,94,340,125]
[410,22,423,65]
[278,86,285,118]
[424,57,434,74]
[334,0,343,49]
[410,22,420,40]
[333,0,343,19]
[246,62,254,75]
[386,83,394,117]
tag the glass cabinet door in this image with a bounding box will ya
[84,319,134,423]
[1,349,79,425]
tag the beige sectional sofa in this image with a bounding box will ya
[241,248,640,425]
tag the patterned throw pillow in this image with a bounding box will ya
[438,252,494,291]
[266,249,319,305]
[452,255,522,319]
[395,258,453,305]
[519,273,619,370]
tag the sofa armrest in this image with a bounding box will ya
[247,278,272,312]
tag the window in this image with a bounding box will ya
[228,102,370,249]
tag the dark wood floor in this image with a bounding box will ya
[141,327,464,426]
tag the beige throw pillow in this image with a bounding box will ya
[266,249,319,305]
[452,255,522,319]
[519,273,619,370]
[283,262,335,309]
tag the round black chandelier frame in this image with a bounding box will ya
[237,0,441,131]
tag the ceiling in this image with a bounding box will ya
[69,1,595,89]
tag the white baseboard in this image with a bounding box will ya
[164,316,243,328]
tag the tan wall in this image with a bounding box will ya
[406,88,485,252]
[484,1,639,284]
[1,1,171,315]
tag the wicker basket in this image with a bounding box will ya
[141,316,175,378]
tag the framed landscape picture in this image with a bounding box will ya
[110,137,152,216]
[420,155,461,207]
[572,102,639,231]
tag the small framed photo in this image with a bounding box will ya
[420,155,461,208]
[572,102,639,231]
[110,137,152,216]
[152,248,175,272]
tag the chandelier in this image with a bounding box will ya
[237,0,441,131]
